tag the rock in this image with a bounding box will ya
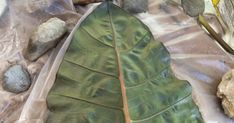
[26,17,67,61]
[3,65,31,94]
[181,0,205,17]
[217,69,234,118]
[123,0,148,13]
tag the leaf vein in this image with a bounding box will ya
[81,27,114,48]
[64,59,118,79]
[120,32,150,53]
[53,94,123,111]
[131,93,192,122]
[126,65,169,89]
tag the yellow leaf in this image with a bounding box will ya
[211,0,220,16]
[212,0,220,6]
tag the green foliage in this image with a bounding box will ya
[46,2,204,123]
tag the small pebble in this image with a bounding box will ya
[3,65,31,94]
[123,0,148,14]
[26,17,67,61]
[182,0,205,17]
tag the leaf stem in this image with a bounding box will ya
[198,14,234,55]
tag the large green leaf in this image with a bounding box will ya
[46,1,204,123]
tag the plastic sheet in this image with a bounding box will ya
[4,0,234,122]
[218,0,234,50]
[137,0,234,122]
[0,0,81,122]
[15,3,99,123]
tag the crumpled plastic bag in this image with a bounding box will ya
[217,0,234,50]
[0,0,82,122]
[6,0,234,122]
[137,0,234,122]
[14,3,99,123]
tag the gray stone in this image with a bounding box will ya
[217,69,234,118]
[26,17,67,61]
[3,65,31,94]
[182,0,205,17]
[123,0,148,14]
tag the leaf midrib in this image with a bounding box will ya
[107,2,131,123]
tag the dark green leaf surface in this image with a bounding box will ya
[46,1,204,123]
